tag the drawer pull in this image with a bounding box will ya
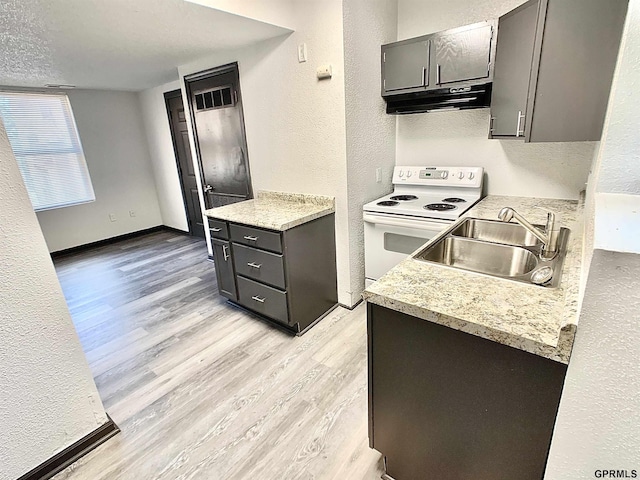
[243,235,259,241]
[210,227,222,232]
[251,295,266,303]
[247,262,262,269]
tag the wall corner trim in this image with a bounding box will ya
[16,415,120,480]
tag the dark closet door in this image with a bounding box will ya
[185,63,253,209]
[165,90,204,237]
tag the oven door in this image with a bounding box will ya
[364,212,451,285]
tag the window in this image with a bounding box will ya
[0,92,95,211]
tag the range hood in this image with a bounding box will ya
[380,20,497,115]
[384,83,492,115]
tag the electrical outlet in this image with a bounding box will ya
[129,210,136,218]
[376,167,382,183]
[109,213,116,222]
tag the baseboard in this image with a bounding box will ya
[339,297,363,311]
[16,415,120,480]
[50,226,189,258]
[162,225,191,236]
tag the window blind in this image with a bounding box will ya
[0,92,95,211]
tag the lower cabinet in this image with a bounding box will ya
[368,303,568,480]
[236,276,288,325]
[208,214,337,334]
[211,238,237,301]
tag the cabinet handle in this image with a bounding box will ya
[436,64,441,85]
[516,110,525,137]
[222,244,230,261]
[489,117,496,135]
[243,235,259,242]
[422,66,427,86]
[210,227,221,232]
[251,295,266,303]
[247,262,262,269]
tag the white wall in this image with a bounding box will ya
[177,1,357,305]
[395,0,596,200]
[36,89,163,252]
[139,80,190,232]
[0,118,108,480]
[343,0,398,303]
[545,1,640,477]
[594,2,640,196]
[544,251,640,479]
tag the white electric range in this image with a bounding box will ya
[363,166,484,287]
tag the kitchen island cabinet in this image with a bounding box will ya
[205,191,337,334]
[363,195,584,479]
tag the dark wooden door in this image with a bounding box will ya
[165,90,205,237]
[185,63,253,209]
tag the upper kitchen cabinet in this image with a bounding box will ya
[432,23,494,85]
[382,21,496,96]
[490,0,628,142]
[382,40,430,93]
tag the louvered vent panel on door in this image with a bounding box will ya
[194,86,235,111]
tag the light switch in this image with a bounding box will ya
[298,43,307,63]
[376,168,382,183]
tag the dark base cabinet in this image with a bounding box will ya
[367,303,567,480]
[208,214,337,334]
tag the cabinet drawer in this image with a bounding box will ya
[233,244,286,289]
[237,276,288,325]
[208,219,228,240]
[230,224,282,253]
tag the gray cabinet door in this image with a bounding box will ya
[434,24,493,85]
[382,40,429,93]
[490,0,539,137]
[212,238,237,301]
[525,0,627,142]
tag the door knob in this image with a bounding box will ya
[204,184,213,193]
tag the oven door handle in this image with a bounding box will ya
[363,213,451,230]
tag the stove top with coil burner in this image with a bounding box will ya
[390,194,419,201]
[363,166,484,221]
[425,203,458,211]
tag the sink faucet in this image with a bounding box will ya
[498,207,559,259]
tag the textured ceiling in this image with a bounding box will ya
[0,0,291,91]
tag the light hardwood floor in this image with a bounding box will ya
[52,231,384,480]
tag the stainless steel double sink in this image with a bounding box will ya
[414,218,570,287]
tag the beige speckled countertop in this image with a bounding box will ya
[362,195,584,364]
[204,191,335,231]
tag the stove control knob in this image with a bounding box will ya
[406,170,412,177]
[440,171,448,179]
[399,170,404,177]
[468,172,475,180]
[458,171,464,179]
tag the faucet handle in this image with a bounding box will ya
[533,207,559,233]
